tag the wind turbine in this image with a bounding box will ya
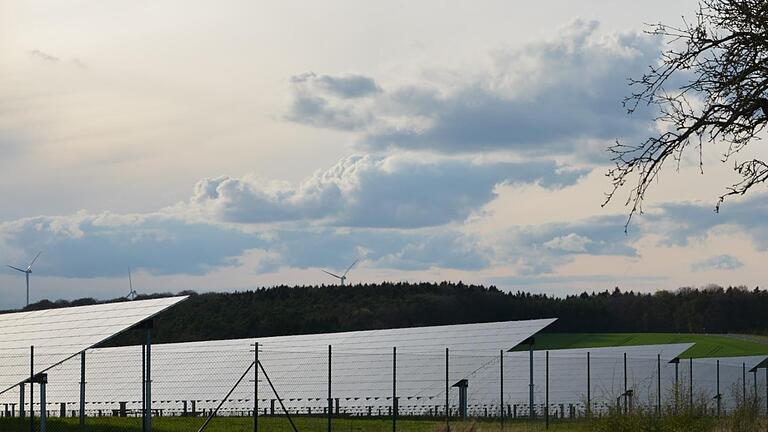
[126,267,138,300]
[7,251,42,307]
[322,259,358,286]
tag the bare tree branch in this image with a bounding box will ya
[606,0,768,228]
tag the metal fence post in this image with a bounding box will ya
[19,383,25,419]
[688,357,693,410]
[146,326,152,432]
[753,370,758,408]
[500,349,504,430]
[445,347,449,432]
[529,341,534,419]
[586,352,590,418]
[545,351,549,429]
[142,342,146,432]
[716,359,721,417]
[253,342,259,432]
[742,362,746,404]
[657,354,661,415]
[623,353,627,415]
[80,351,86,428]
[39,375,46,432]
[674,359,679,414]
[328,345,332,432]
[30,345,34,432]
[392,347,397,432]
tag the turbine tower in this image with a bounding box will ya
[322,259,358,286]
[126,267,138,300]
[7,251,42,307]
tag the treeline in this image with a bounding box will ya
[8,282,768,346]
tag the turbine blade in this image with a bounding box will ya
[343,259,358,276]
[28,251,42,269]
[7,265,26,273]
[128,267,133,291]
[322,270,342,279]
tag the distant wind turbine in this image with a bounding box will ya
[322,259,358,286]
[7,251,42,307]
[126,267,138,300]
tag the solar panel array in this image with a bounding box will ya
[463,343,694,416]
[0,318,556,416]
[0,296,188,396]
[674,355,768,412]
[1,309,764,418]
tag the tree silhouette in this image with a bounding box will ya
[606,0,768,226]
[7,282,764,346]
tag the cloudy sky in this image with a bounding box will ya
[1,0,765,309]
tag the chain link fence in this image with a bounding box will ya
[0,342,766,432]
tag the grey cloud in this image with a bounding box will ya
[28,50,89,70]
[374,231,489,271]
[306,73,381,99]
[73,58,88,69]
[286,20,660,160]
[191,173,340,223]
[648,195,768,250]
[0,153,594,278]
[488,273,668,298]
[29,50,60,63]
[191,155,589,228]
[365,22,659,158]
[286,93,371,130]
[272,228,488,272]
[543,233,592,253]
[492,274,666,288]
[691,255,743,272]
[492,195,765,277]
[498,214,640,275]
[285,73,380,130]
[0,213,267,278]
[508,215,639,257]
[381,86,443,116]
[0,195,686,282]
[364,86,649,157]
[0,213,488,279]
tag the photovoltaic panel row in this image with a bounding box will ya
[463,343,694,408]
[0,318,556,413]
[0,296,188,395]
[673,354,768,411]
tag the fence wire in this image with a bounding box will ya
[0,343,765,432]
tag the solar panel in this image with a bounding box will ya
[463,343,695,411]
[0,296,187,395]
[0,318,555,414]
[251,318,557,354]
[7,308,761,419]
[675,355,768,411]
[5,315,761,418]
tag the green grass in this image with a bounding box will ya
[2,415,763,432]
[0,416,588,432]
[515,333,768,358]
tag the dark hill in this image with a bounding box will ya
[6,282,768,346]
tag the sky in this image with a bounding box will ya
[1,0,766,309]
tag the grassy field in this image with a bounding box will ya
[1,415,764,432]
[0,416,586,432]
[515,333,768,358]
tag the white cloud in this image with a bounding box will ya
[691,255,744,272]
[543,233,592,253]
[188,154,586,228]
[286,20,660,161]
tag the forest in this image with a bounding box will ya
[8,282,768,346]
